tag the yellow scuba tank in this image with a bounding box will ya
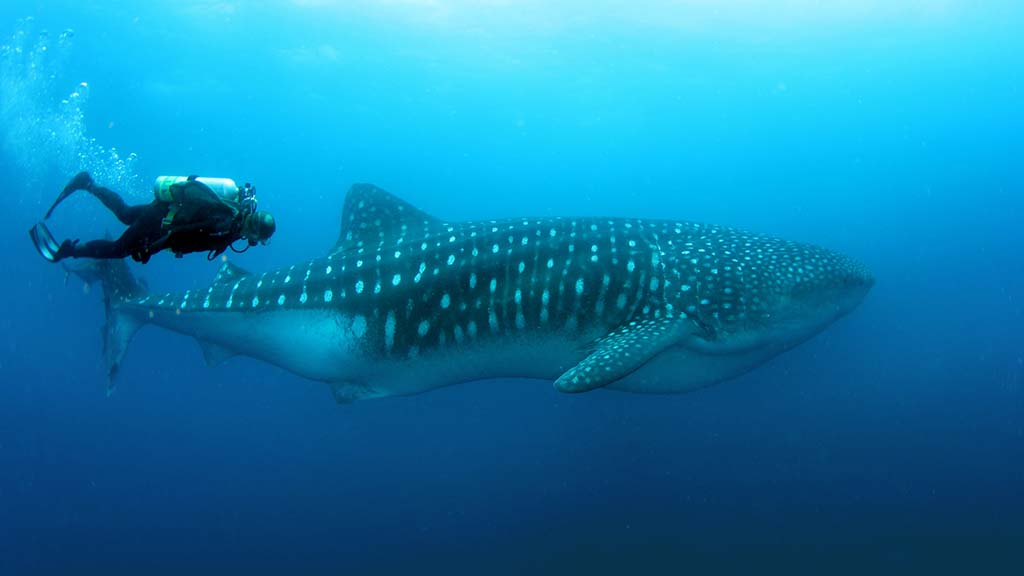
[154,176,240,203]
[154,176,241,228]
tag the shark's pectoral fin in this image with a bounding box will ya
[554,313,695,393]
[198,340,237,367]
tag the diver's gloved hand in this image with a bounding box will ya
[131,249,152,264]
[53,239,79,262]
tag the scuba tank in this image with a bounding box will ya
[154,175,240,203]
[153,175,259,229]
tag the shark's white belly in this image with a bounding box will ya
[337,332,584,401]
[149,308,365,383]
[606,342,787,394]
[146,307,826,400]
[338,329,792,400]
[356,337,785,398]
[151,308,584,399]
[608,317,838,394]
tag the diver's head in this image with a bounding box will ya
[242,211,276,245]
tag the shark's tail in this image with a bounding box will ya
[66,258,148,392]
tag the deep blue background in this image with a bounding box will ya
[1,2,1021,574]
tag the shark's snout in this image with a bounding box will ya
[808,252,874,320]
[763,247,873,329]
[836,254,875,304]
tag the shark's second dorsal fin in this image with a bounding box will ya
[213,260,251,286]
[332,183,440,255]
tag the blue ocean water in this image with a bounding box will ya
[1,1,1021,574]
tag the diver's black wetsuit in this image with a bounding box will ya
[65,179,241,263]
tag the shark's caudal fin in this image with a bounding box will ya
[66,258,147,392]
[330,183,441,256]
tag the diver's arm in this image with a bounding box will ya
[158,216,237,240]
[144,231,173,254]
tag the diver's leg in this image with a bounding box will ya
[88,186,149,225]
[45,171,95,219]
[48,203,165,262]
[59,219,158,261]
[65,236,132,260]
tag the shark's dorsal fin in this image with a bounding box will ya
[554,313,696,393]
[332,183,441,255]
[213,260,251,286]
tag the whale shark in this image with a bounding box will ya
[72,184,873,402]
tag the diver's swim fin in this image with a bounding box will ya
[45,171,94,219]
[29,222,62,262]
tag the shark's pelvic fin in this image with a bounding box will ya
[329,381,375,404]
[198,340,237,367]
[331,183,441,255]
[554,313,695,393]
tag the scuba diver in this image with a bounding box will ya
[29,171,276,264]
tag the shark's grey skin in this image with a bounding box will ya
[90,184,873,402]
